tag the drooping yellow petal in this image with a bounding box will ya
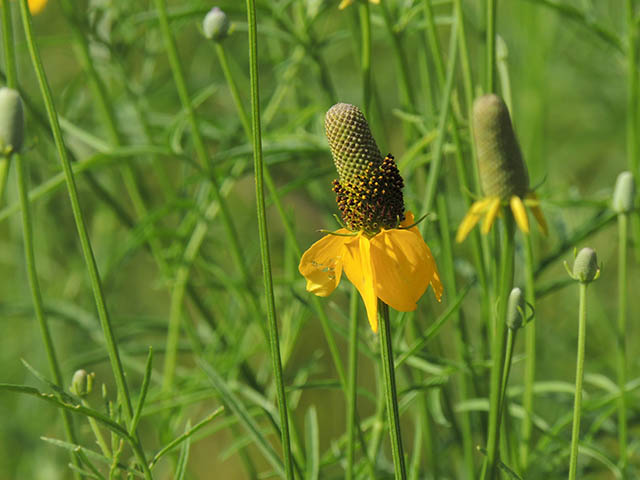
[525,193,548,235]
[28,0,48,14]
[339,0,379,8]
[343,235,379,332]
[481,197,502,234]
[369,228,434,312]
[456,198,493,243]
[298,231,349,297]
[429,252,444,302]
[510,195,529,234]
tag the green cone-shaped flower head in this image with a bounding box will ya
[473,94,529,200]
[572,247,599,284]
[0,87,24,155]
[325,103,405,234]
[612,171,635,214]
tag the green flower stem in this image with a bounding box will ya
[346,286,359,480]
[436,194,475,478]
[17,2,151,478]
[151,0,263,391]
[486,0,497,93]
[0,0,16,204]
[568,283,588,480]
[521,234,536,469]
[499,328,517,417]
[358,2,372,118]
[15,151,82,478]
[617,212,629,472]
[379,301,407,479]
[626,0,638,175]
[246,0,294,478]
[481,215,515,480]
[214,42,252,140]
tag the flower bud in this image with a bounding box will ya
[506,287,525,330]
[612,171,635,214]
[325,103,382,184]
[473,94,529,200]
[572,248,599,283]
[0,87,25,156]
[70,369,93,397]
[203,7,230,42]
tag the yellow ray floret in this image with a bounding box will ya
[339,0,380,9]
[299,212,443,333]
[28,0,48,14]
[456,193,548,243]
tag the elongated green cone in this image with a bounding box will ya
[324,103,404,234]
[325,103,383,183]
[473,94,529,200]
[0,87,24,156]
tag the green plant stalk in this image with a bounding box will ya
[246,0,294,478]
[436,194,475,478]
[568,283,588,480]
[626,0,638,175]
[151,0,262,391]
[17,3,151,478]
[214,43,252,140]
[0,0,17,204]
[617,212,628,472]
[499,328,517,418]
[521,234,536,469]
[358,2,372,118]
[346,287,359,480]
[379,302,407,479]
[15,152,82,478]
[481,216,515,480]
[486,0,497,93]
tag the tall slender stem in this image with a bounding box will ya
[246,1,294,478]
[0,0,17,204]
[379,302,407,479]
[521,234,537,469]
[486,0,497,93]
[481,216,515,480]
[358,2,372,118]
[617,213,629,473]
[626,0,638,175]
[17,2,151,477]
[346,287,359,480]
[568,283,588,480]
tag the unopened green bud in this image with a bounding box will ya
[70,369,93,397]
[506,287,525,330]
[0,87,24,155]
[572,248,599,283]
[203,7,229,41]
[473,94,529,200]
[325,103,382,184]
[612,171,635,214]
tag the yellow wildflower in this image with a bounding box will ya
[299,103,443,332]
[456,94,547,243]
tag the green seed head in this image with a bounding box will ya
[70,369,93,397]
[612,171,635,214]
[572,247,599,283]
[325,103,382,184]
[203,7,230,41]
[325,103,404,233]
[473,94,529,200]
[0,87,24,156]
[506,287,525,330]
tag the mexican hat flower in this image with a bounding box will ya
[456,94,548,243]
[299,103,443,332]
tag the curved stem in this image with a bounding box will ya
[379,302,407,479]
[246,0,294,478]
[617,213,629,472]
[568,283,588,480]
[17,2,152,477]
